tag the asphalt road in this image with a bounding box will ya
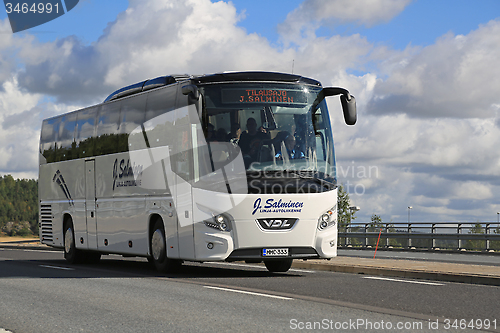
[1,248,499,333]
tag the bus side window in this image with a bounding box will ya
[40,117,61,164]
[314,101,335,166]
[170,105,193,183]
[75,107,98,159]
[145,85,177,123]
[316,133,325,161]
[95,101,122,156]
[119,94,146,152]
[55,113,77,162]
[143,85,178,148]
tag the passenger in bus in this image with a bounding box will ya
[227,123,241,144]
[239,117,269,167]
[275,133,305,160]
[206,123,216,142]
[215,128,228,142]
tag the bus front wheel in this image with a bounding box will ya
[150,219,181,272]
[64,219,82,264]
[264,259,293,273]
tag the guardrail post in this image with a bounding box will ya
[486,223,490,251]
[385,224,389,248]
[457,223,462,249]
[408,223,412,248]
[363,223,367,248]
[346,224,350,247]
[431,223,436,250]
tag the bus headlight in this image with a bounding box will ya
[204,214,231,232]
[318,207,336,231]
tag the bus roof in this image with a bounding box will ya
[192,71,322,86]
[103,71,322,103]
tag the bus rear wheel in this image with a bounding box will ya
[85,252,101,264]
[264,259,293,273]
[150,219,181,272]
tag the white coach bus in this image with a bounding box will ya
[39,71,356,273]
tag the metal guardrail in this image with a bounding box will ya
[338,222,500,252]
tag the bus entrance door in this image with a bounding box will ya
[85,160,98,249]
[172,172,195,260]
[169,106,196,260]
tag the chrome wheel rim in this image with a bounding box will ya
[64,227,73,254]
[151,229,165,261]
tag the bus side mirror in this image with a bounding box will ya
[340,94,356,125]
[320,87,357,126]
[182,84,199,100]
[182,84,202,119]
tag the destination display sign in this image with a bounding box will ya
[222,88,307,105]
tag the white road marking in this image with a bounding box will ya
[204,286,293,300]
[39,265,75,271]
[23,249,60,253]
[289,268,316,273]
[363,276,444,286]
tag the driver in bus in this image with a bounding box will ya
[275,133,305,160]
[238,117,269,167]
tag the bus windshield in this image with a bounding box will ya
[197,83,336,194]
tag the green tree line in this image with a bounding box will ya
[0,175,38,236]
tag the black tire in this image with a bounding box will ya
[63,219,82,264]
[84,251,101,264]
[264,259,293,273]
[150,219,181,272]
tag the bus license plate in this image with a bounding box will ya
[262,248,288,257]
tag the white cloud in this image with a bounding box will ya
[13,0,375,105]
[334,20,500,221]
[15,0,284,103]
[368,19,500,118]
[335,111,500,222]
[0,78,40,178]
[278,0,412,43]
[0,77,80,179]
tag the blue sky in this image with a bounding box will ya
[3,0,499,49]
[0,1,129,43]
[331,0,500,49]
[1,0,500,223]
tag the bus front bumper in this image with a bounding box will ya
[226,246,319,261]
